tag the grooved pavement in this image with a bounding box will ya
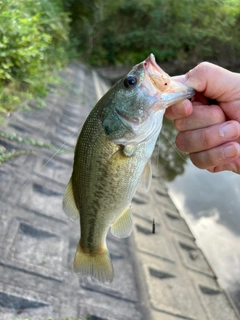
[0,63,238,320]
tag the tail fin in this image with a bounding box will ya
[73,242,114,284]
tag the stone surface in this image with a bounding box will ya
[0,63,239,320]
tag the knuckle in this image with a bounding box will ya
[201,129,212,148]
[208,105,226,123]
[187,61,211,78]
[198,61,212,70]
[174,119,184,131]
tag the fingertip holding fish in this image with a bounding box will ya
[63,53,195,283]
[171,100,193,118]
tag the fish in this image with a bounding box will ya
[63,53,194,283]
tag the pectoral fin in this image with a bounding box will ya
[123,144,138,157]
[141,159,152,192]
[111,205,133,238]
[62,178,79,220]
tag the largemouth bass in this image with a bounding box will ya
[63,54,194,283]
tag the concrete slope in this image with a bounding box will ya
[0,63,238,320]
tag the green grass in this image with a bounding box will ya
[0,148,36,164]
[0,130,68,164]
[0,131,62,151]
[0,71,67,118]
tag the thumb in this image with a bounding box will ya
[183,62,240,102]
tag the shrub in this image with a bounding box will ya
[0,0,70,113]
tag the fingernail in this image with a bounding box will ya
[179,75,188,84]
[220,122,240,139]
[223,144,240,158]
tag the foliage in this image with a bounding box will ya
[0,131,62,151]
[0,0,70,114]
[0,0,69,80]
[0,129,68,165]
[67,0,240,66]
[1,0,240,116]
[154,118,188,182]
[0,147,35,164]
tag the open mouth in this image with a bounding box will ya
[143,53,195,105]
[143,54,171,92]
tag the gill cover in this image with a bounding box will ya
[102,54,194,147]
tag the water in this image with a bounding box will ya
[157,119,240,313]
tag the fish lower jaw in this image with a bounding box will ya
[156,90,194,108]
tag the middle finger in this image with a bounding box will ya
[175,103,226,131]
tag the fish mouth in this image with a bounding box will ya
[143,53,195,108]
[143,53,170,90]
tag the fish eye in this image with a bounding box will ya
[123,76,138,89]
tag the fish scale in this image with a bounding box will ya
[63,53,195,283]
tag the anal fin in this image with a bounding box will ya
[62,178,79,220]
[111,205,133,238]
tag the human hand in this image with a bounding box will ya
[165,62,240,173]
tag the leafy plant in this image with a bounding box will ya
[0,0,50,81]
[67,0,240,66]
[0,131,61,151]
[0,147,36,164]
[0,129,68,165]
[0,0,70,115]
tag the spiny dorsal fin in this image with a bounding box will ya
[62,178,79,220]
[111,205,133,238]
